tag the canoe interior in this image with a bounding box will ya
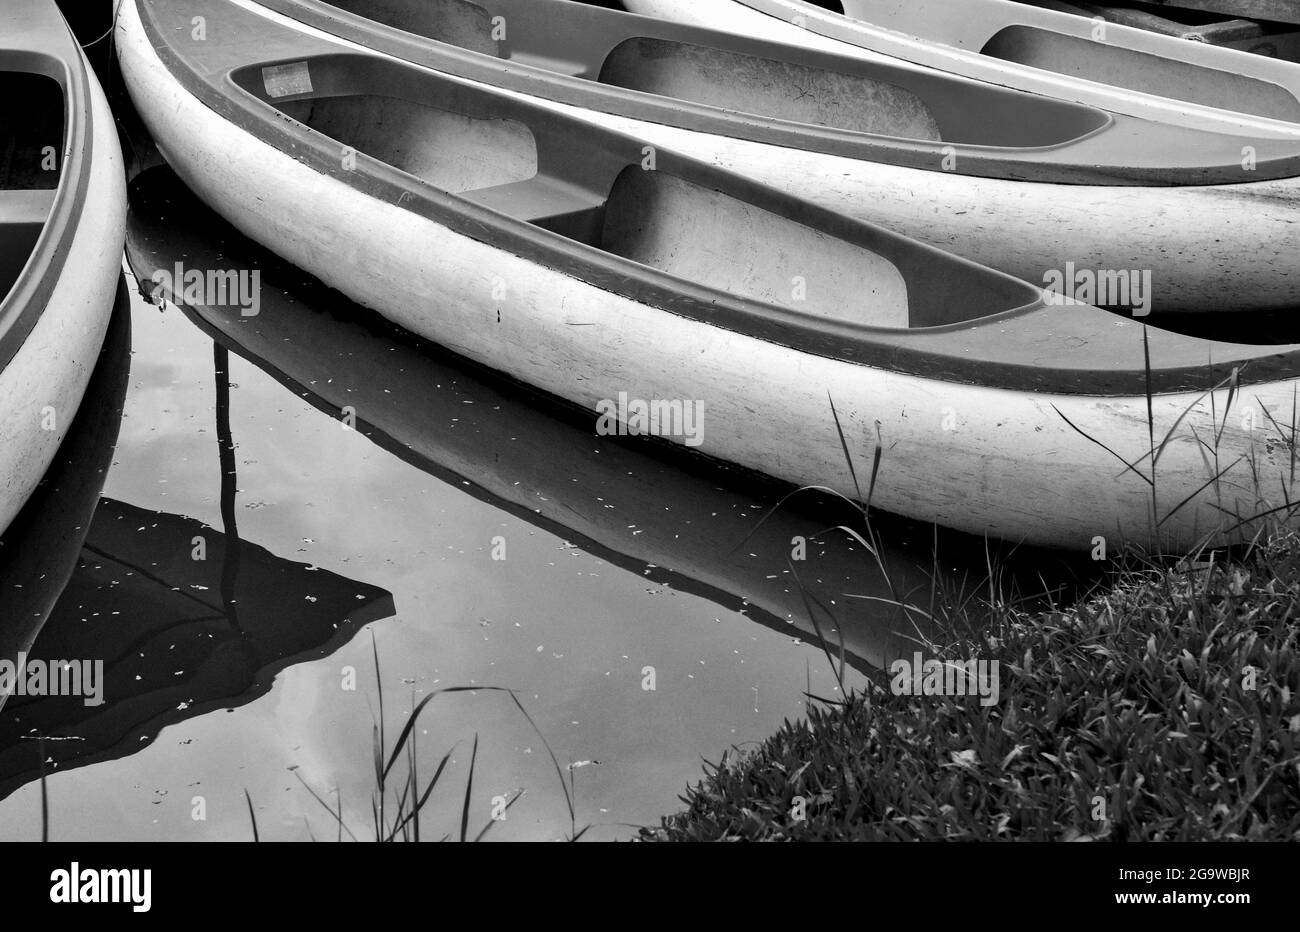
[0,73,61,308]
[815,0,1300,120]
[979,23,1300,119]
[1030,1,1300,59]
[601,170,910,325]
[317,0,1110,146]
[1090,0,1300,28]
[1042,0,1284,27]
[246,56,1031,328]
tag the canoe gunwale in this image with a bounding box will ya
[244,0,1300,185]
[136,0,1300,397]
[0,7,96,374]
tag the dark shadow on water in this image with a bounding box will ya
[0,497,395,802]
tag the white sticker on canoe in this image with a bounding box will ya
[262,62,313,99]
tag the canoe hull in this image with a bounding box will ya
[118,0,1300,551]
[0,51,125,538]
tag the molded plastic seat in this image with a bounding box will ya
[0,188,57,225]
[0,189,55,300]
[459,174,606,240]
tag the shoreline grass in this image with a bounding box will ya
[640,528,1300,841]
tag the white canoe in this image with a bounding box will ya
[117,0,1300,551]
[235,0,1300,314]
[624,0,1300,138]
[0,0,127,538]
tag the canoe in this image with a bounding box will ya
[1136,0,1300,26]
[235,0,1300,314]
[116,0,1300,551]
[127,165,1079,673]
[1025,2,1300,60]
[623,0,1300,136]
[0,498,395,800]
[0,284,129,715]
[0,0,126,539]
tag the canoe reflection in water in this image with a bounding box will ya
[0,267,395,801]
[122,166,1089,673]
[0,278,132,714]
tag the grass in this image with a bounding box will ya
[641,531,1300,840]
[641,380,1300,841]
[1052,341,1300,552]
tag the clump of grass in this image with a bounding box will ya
[274,633,586,841]
[1056,344,1300,552]
[640,530,1300,841]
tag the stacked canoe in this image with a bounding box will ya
[112,0,1300,551]
[247,0,1300,313]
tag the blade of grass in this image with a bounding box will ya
[828,393,863,508]
[244,788,259,842]
[38,737,47,843]
[1052,404,1152,487]
[460,734,478,843]
[504,690,579,837]
[473,788,525,842]
[787,556,847,697]
[291,769,361,842]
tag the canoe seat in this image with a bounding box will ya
[980,25,1300,123]
[508,52,590,78]
[0,190,54,302]
[601,167,912,328]
[0,189,56,226]
[460,175,606,242]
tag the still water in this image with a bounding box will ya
[0,169,1080,841]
